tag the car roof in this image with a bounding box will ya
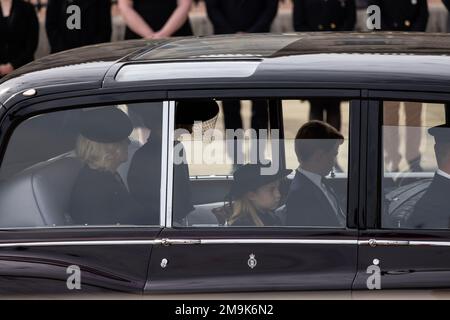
[2,32,450,107]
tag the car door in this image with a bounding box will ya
[354,92,450,296]
[0,91,167,296]
[145,89,361,295]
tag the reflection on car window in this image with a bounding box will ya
[382,101,450,230]
[0,103,163,228]
[174,98,350,229]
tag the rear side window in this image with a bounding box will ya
[0,103,163,229]
[171,98,351,229]
[381,100,450,230]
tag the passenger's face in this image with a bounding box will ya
[248,180,282,212]
[323,142,340,174]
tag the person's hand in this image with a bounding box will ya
[143,31,155,39]
[0,64,14,76]
[151,31,168,39]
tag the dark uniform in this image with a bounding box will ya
[206,0,278,157]
[293,0,356,32]
[46,0,112,53]
[206,0,278,34]
[368,0,429,31]
[124,0,193,40]
[0,0,39,71]
[293,0,355,131]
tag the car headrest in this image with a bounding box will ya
[0,153,83,228]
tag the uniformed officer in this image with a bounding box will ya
[293,0,356,32]
[46,0,112,53]
[292,0,355,131]
[367,0,429,32]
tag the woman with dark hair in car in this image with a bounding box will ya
[0,0,39,77]
[70,107,148,226]
[118,0,193,39]
[221,163,291,227]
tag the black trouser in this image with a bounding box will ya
[222,99,269,164]
[309,98,342,131]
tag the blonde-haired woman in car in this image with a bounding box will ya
[69,107,148,226]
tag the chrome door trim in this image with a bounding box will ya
[6,238,450,248]
[165,101,176,228]
[199,239,358,245]
[0,240,160,248]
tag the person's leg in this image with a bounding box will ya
[404,102,423,172]
[222,100,244,168]
[324,99,342,131]
[309,99,325,122]
[383,101,401,172]
[251,99,269,163]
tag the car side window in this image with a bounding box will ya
[0,103,164,228]
[172,98,350,229]
[381,100,450,230]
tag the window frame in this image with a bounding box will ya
[366,90,450,235]
[0,89,169,232]
[167,88,361,231]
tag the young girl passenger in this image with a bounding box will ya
[220,163,292,227]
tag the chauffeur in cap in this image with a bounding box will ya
[70,107,149,226]
[409,124,450,229]
[367,0,429,32]
[292,0,356,132]
[128,100,220,225]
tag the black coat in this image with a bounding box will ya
[206,0,278,34]
[124,0,193,40]
[293,0,356,32]
[70,165,149,226]
[368,0,429,31]
[231,210,282,227]
[0,0,39,69]
[128,140,194,224]
[286,171,343,227]
[409,174,450,229]
[46,0,112,53]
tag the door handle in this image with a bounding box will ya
[158,238,201,246]
[362,239,410,248]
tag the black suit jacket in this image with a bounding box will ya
[128,140,194,224]
[286,171,342,227]
[0,0,39,69]
[206,0,278,34]
[368,0,429,31]
[46,0,112,53]
[409,174,450,229]
[293,0,356,32]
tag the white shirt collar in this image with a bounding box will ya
[437,169,450,180]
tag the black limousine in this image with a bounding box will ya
[1,33,450,298]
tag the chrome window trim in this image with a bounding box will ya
[165,101,176,228]
[160,101,170,228]
[0,240,161,248]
